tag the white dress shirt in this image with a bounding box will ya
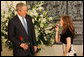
[17,14,27,26]
[17,14,28,34]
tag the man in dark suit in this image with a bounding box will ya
[8,3,37,56]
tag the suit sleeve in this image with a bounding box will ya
[29,16,37,46]
[8,20,22,47]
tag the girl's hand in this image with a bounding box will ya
[63,53,67,56]
[55,24,59,32]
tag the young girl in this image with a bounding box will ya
[55,15,76,56]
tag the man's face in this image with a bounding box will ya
[18,6,27,17]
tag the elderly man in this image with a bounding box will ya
[8,3,37,56]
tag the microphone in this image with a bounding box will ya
[49,24,60,30]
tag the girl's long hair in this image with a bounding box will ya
[61,15,75,38]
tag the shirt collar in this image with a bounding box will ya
[17,14,23,19]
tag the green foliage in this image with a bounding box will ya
[1,1,16,49]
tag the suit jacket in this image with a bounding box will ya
[8,14,36,56]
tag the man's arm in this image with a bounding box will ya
[29,16,37,52]
[8,20,22,47]
[29,16,37,46]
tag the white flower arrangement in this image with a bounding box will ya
[37,6,44,10]
[27,1,58,46]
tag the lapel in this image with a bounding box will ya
[25,15,30,34]
[16,15,29,35]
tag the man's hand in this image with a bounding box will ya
[34,46,37,52]
[20,43,28,50]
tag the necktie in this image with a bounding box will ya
[22,17,28,34]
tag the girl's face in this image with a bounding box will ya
[60,17,63,27]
